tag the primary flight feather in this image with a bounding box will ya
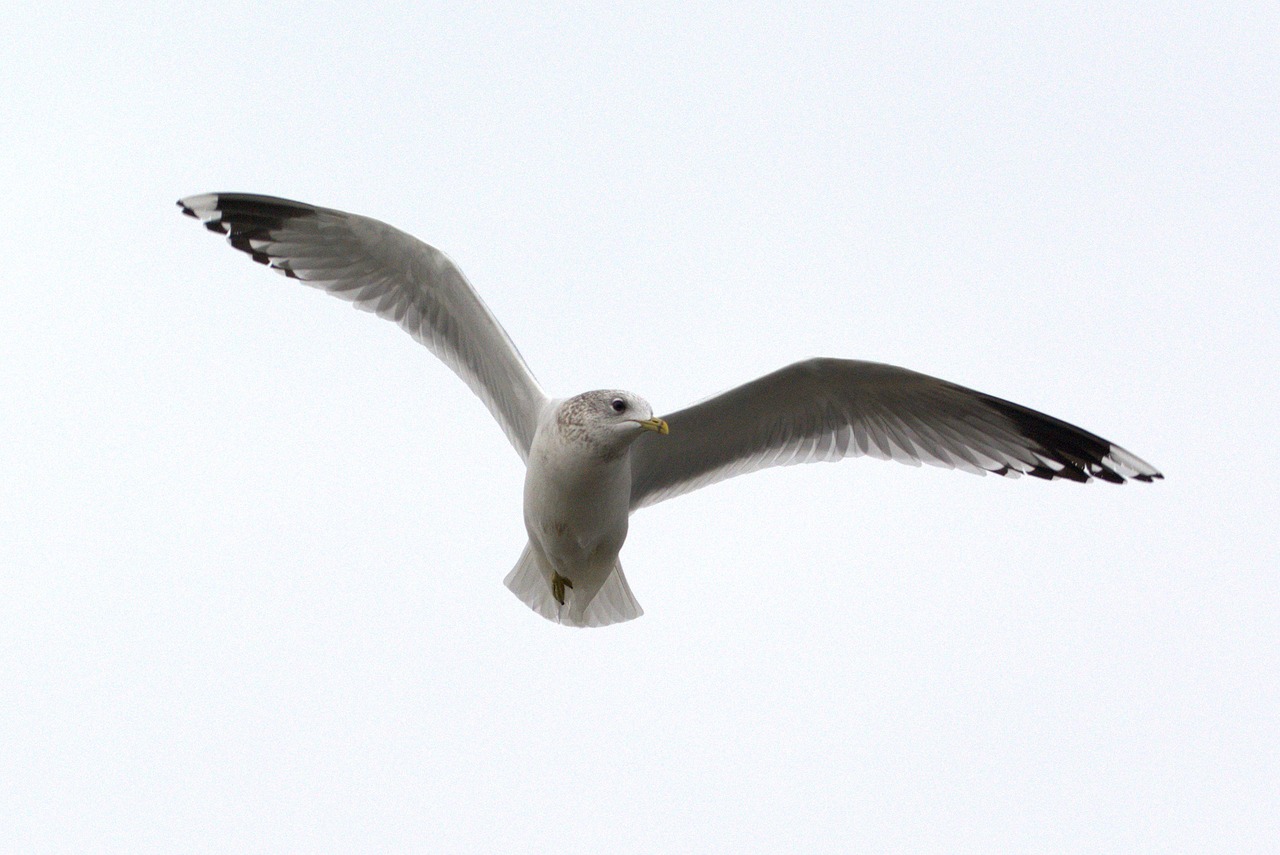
[179,192,1162,628]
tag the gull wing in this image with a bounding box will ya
[630,358,1161,509]
[179,193,547,459]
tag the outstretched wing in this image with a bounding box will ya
[179,193,547,459]
[630,358,1161,509]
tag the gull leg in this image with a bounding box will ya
[551,572,574,605]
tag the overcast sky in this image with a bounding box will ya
[2,3,1276,852]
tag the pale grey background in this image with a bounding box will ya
[2,3,1276,852]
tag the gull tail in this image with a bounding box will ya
[503,543,643,628]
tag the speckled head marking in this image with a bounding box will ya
[555,390,665,459]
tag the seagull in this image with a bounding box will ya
[179,193,1162,628]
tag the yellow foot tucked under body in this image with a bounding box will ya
[551,572,574,605]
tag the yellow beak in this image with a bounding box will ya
[637,417,670,435]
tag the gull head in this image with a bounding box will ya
[554,390,668,458]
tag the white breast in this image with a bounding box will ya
[522,419,633,581]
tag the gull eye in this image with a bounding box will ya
[610,398,627,413]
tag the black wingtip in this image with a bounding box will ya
[967,389,1163,485]
[179,194,330,278]
[1092,466,1126,485]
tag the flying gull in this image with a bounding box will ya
[179,193,1162,628]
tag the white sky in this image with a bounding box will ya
[2,3,1276,852]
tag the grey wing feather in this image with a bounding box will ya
[629,358,1161,509]
[179,193,547,459]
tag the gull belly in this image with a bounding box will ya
[522,420,632,613]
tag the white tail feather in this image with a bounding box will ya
[503,543,643,628]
